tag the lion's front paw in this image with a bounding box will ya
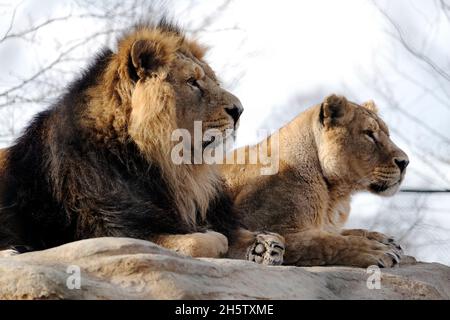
[190,231,229,258]
[246,232,285,266]
[172,231,229,258]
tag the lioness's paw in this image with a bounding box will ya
[375,248,401,268]
[365,231,404,254]
[359,243,402,268]
[246,232,285,266]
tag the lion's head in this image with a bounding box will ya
[317,94,409,196]
[83,21,243,226]
[86,21,242,155]
[112,23,242,156]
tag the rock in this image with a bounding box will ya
[0,237,448,299]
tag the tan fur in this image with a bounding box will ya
[221,94,410,267]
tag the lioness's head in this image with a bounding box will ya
[114,22,242,157]
[317,94,409,196]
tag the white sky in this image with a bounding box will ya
[200,0,384,141]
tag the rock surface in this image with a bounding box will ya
[0,237,448,300]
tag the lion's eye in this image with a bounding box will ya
[364,130,376,143]
[187,77,204,96]
[187,77,200,88]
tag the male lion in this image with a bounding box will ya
[221,94,411,268]
[0,21,284,265]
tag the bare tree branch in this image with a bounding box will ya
[0,28,120,99]
[0,0,24,42]
[0,0,239,142]
[372,0,450,83]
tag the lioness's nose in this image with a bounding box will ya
[394,157,409,173]
[225,102,243,124]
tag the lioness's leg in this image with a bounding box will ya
[150,231,229,258]
[284,230,401,268]
[227,228,285,266]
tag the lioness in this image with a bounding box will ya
[221,94,410,267]
[0,21,284,265]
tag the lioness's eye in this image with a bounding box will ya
[364,130,376,143]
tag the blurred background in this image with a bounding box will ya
[0,0,449,264]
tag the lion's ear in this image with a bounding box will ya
[362,100,379,113]
[320,94,352,127]
[130,39,172,80]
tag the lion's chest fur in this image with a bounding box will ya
[166,164,221,227]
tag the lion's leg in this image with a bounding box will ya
[284,230,402,268]
[227,228,285,266]
[150,231,229,258]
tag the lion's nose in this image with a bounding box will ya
[394,157,409,173]
[225,103,243,125]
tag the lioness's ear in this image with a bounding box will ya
[319,94,351,127]
[130,39,172,80]
[362,100,379,113]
